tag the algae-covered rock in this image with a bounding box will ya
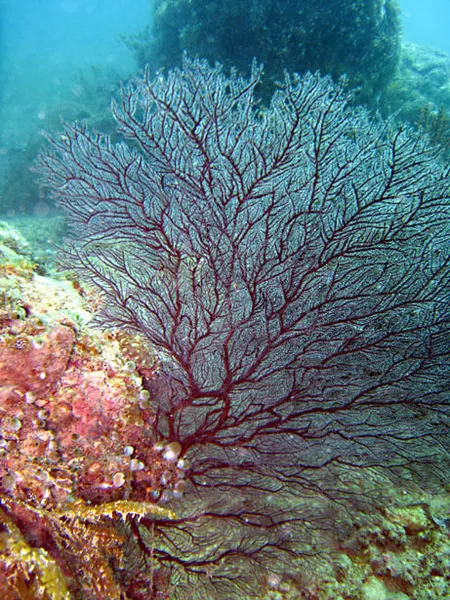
[361,577,388,600]
[383,42,450,152]
[0,220,32,264]
[126,0,401,104]
[388,504,430,534]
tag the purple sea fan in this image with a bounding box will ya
[37,57,450,595]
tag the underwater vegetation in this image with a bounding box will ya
[33,57,450,597]
[382,42,450,146]
[418,103,450,160]
[126,0,401,104]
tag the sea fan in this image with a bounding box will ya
[36,57,450,597]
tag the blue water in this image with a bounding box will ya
[401,0,450,54]
[0,1,448,178]
[0,0,150,149]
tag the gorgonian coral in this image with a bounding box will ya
[36,57,450,597]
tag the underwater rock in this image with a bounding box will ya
[0,323,75,398]
[0,237,174,508]
[0,219,32,264]
[0,225,185,597]
[126,0,401,104]
[384,42,450,123]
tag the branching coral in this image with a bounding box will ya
[35,57,450,597]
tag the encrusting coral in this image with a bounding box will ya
[0,225,179,599]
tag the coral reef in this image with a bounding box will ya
[0,228,181,598]
[0,220,448,596]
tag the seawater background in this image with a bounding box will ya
[0,0,150,150]
[0,0,449,182]
[401,0,450,55]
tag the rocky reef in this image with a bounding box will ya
[0,222,449,598]
[126,0,401,105]
[0,222,181,598]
